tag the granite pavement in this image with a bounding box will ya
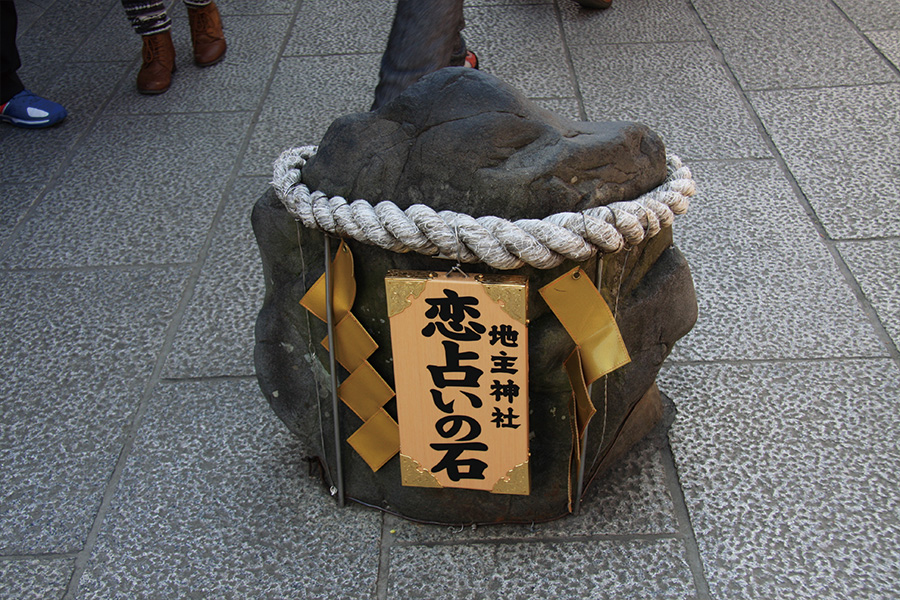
[1,0,898,598]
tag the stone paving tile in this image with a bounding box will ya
[836,239,900,352]
[0,184,42,248]
[868,30,900,70]
[389,430,676,544]
[464,4,575,99]
[668,159,884,362]
[11,0,115,72]
[749,83,900,240]
[283,0,393,56]
[0,558,73,600]
[833,0,900,30]
[9,0,47,34]
[76,379,381,599]
[571,42,770,160]
[104,15,289,115]
[0,267,189,554]
[692,0,896,90]
[660,359,900,600]
[164,177,268,379]
[531,97,581,121]
[0,61,130,185]
[74,2,138,64]
[387,537,698,599]
[241,54,380,176]
[218,0,299,15]
[1,112,251,268]
[560,0,706,45]
[466,0,553,6]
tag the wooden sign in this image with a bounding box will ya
[385,271,530,495]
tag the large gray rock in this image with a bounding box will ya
[253,68,697,524]
[303,69,666,220]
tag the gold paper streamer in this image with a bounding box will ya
[347,408,401,472]
[339,361,394,421]
[539,267,630,385]
[300,241,399,471]
[320,313,378,372]
[564,348,596,440]
[299,242,356,322]
[541,266,630,502]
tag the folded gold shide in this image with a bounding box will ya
[300,241,400,471]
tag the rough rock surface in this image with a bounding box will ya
[302,69,667,220]
[253,68,697,524]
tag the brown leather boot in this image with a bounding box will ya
[187,1,226,67]
[137,31,176,94]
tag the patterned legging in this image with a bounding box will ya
[122,0,212,36]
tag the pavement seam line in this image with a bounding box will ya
[376,514,399,599]
[661,441,712,599]
[684,0,900,365]
[61,1,310,596]
[551,0,589,121]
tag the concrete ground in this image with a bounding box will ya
[1,0,899,598]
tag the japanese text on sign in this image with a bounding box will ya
[385,272,530,494]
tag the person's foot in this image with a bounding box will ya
[187,1,227,67]
[464,50,479,69]
[575,0,612,8]
[137,30,176,94]
[0,90,67,128]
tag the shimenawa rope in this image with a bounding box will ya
[272,146,694,270]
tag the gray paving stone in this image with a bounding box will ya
[463,4,575,99]
[0,61,129,185]
[0,0,897,595]
[868,30,900,70]
[9,0,47,35]
[105,15,289,115]
[0,558,73,600]
[0,184,41,248]
[17,0,55,9]
[668,159,884,362]
[73,2,138,63]
[531,97,582,121]
[571,42,770,160]
[82,1,289,72]
[77,379,381,599]
[218,0,299,15]
[1,112,250,268]
[241,54,380,176]
[692,0,896,90]
[0,267,189,554]
[749,83,900,239]
[388,537,697,599]
[12,0,115,72]
[283,0,393,56]
[660,359,900,600]
[833,0,900,30]
[164,177,268,378]
[560,0,706,45]
[390,434,677,544]
[836,239,900,351]
[466,0,553,6]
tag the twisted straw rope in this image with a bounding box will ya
[272,146,694,270]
